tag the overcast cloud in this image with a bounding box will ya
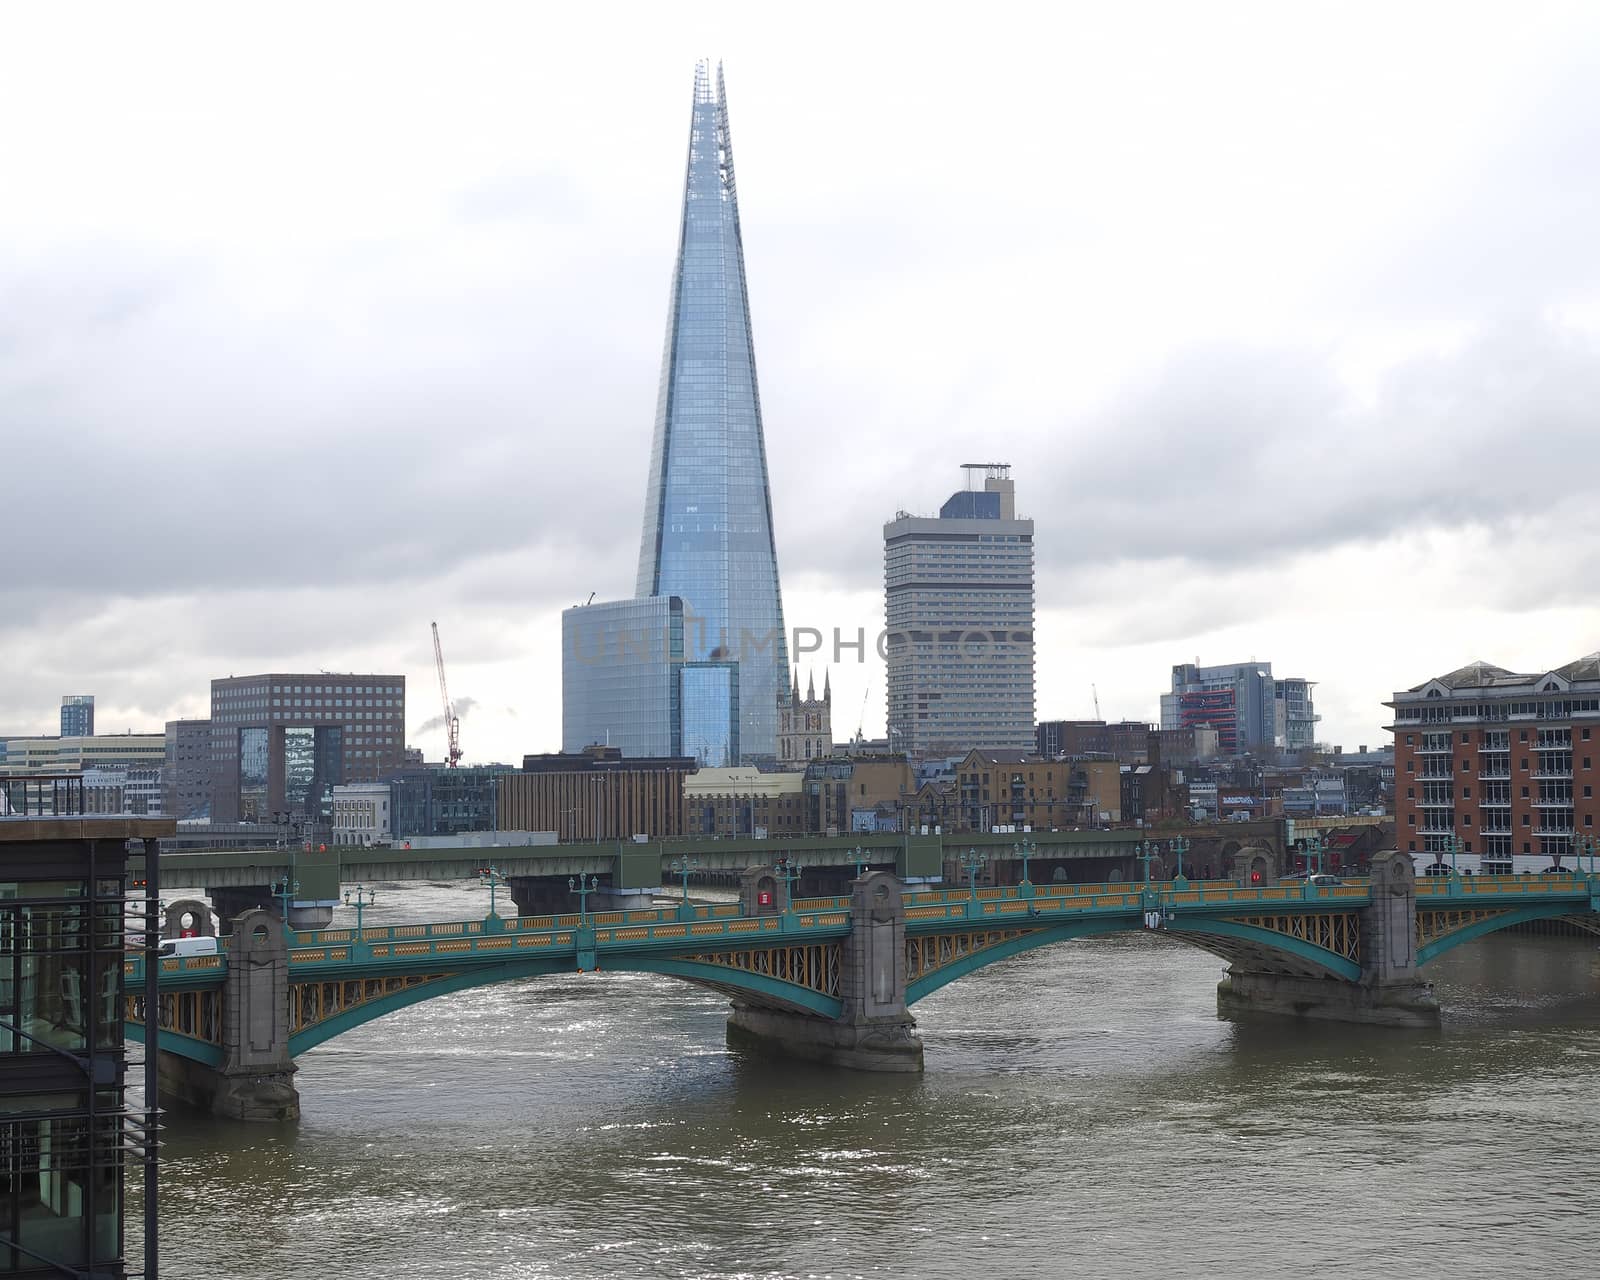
[3,1,1598,760]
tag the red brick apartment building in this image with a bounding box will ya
[1388,655,1600,870]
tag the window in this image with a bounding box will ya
[1460,732,1469,743]
[1406,761,1414,773]
[1521,758,1529,770]
[1520,731,1528,741]
[1407,787,1415,799]
[1462,786,1471,799]
[1462,815,1472,825]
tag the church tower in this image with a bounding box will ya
[777,669,832,767]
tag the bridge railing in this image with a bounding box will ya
[125,953,224,985]
[1416,872,1595,898]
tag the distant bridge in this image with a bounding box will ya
[127,857,1599,1122]
[135,822,1293,925]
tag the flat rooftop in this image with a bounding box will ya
[0,816,177,843]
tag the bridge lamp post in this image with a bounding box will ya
[852,846,870,880]
[1013,838,1037,888]
[773,858,803,913]
[1135,841,1155,886]
[479,865,509,925]
[569,874,599,926]
[670,856,700,918]
[1171,837,1188,882]
[271,875,299,934]
[343,884,376,935]
[960,849,987,900]
[1446,833,1461,878]
[1304,834,1325,878]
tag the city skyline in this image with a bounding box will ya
[4,7,1600,763]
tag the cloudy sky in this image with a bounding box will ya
[4,1,1598,762]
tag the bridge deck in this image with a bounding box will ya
[130,873,1598,987]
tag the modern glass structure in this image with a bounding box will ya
[59,696,94,738]
[0,804,171,1277]
[634,60,789,762]
[562,597,687,758]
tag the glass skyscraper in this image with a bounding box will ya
[567,60,789,764]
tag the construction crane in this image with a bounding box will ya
[431,621,463,768]
[1093,684,1102,720]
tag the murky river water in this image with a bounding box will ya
[134,881,1600,1279]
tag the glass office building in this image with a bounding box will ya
[0,804,171,1277]
[562,597,687,758]
[634,61,789,762]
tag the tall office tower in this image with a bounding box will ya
[885,465,1036,761]
[1162,661,1277,755]
[1274,677,1319,751]
[567,60,789,765]
[60,694,94,737]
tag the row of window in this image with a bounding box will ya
[1397,697,1600,721]
[1411,727,1594,748]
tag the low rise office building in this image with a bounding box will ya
[499,746,693,841]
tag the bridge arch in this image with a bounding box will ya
[904,909,1360,1006]
[1417,903,1600,966]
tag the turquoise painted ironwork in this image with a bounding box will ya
[343,884,376,933]
[272,873,299,932]
[568,873,598,924]
[1014,838,1037,894]
[670,856,701,921]
[774,857,803,910]
[127,873,1599,1067]
[960,849,987,900]
[477,867,508,924]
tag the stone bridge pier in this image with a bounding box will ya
[1216,850,1439,1028]
[158,908,301,1122]
[725,870,923,1072]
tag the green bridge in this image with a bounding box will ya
[126,853,1600,1122]
[135,821,1292,925]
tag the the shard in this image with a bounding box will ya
[634,61,789,764]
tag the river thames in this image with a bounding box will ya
[134,881,1600,1279]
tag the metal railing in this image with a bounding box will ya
[0,773,87,818]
